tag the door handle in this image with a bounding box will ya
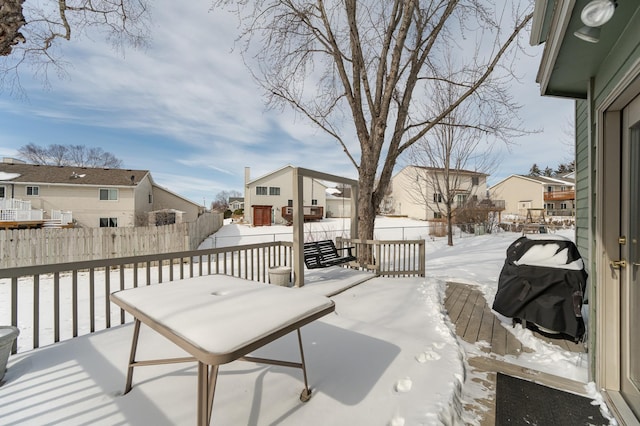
[610,259,627,269]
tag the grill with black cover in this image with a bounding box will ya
[492,234,588,342]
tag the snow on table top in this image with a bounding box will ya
[110,275,334,360]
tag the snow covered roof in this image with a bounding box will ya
[0,162,150,186]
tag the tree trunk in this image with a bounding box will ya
[446,204,454,246]
[0,0,26,56]
[357,170,377,242]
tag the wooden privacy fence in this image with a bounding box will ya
[336,237,426,277]
[1,241,293,353]
[0,211,223,268]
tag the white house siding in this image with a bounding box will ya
[390,166,487,220]
[489,176,543,218]
[245,166,328,225]
[152,185,202,224]
[133,176,155,225]
[14,182,138,227]
[326,197,351,218]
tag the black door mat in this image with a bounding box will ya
[496,372,609,425]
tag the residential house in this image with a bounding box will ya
[325,190,351,218]
[389,166,498,221]
[0,159,204,228]
[531,1,640,422]
[228,197,244,212]
[489,174,575,219]
[244,166,328,226]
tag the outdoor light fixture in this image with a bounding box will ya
[574,26,601,43]
[574,0,617,43]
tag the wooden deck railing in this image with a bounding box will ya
[2,237,426,354]
[336,237,426,277]
[544,190,575,201]
[1,241,292,353]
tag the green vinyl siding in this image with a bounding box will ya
[574,99,590,267]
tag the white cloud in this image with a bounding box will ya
[0,0,574,201]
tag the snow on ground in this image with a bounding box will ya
[0,217,616,425]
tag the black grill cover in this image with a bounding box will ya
[492,235,588,341]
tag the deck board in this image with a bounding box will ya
[444,281,585,356]
[444,282,587,425]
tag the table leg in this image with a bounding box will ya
[297,329,312,402]
[207,365,219,425]
[124,319,141,394]
[198,362,219,426]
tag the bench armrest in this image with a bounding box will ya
[335,246,355,257]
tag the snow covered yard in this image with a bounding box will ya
[0,217,616,424]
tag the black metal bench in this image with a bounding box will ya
[303,240,357,269]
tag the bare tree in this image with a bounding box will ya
[211,190,242,212]
[18,143,123,167]
[1,0,150,93]
[214,0,533,242]
[406,72,502,246]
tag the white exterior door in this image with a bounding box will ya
[620,93,640,417]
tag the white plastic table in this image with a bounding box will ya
[110,274,335,425]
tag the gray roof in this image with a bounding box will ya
[0,163,150,186]
[519,175,575,185]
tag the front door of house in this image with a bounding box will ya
[620,93,640,417]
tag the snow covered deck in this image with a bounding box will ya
[1,271,467,425]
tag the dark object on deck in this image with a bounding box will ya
[492,235,588,342]
[495,373,608,425]
[303,240,356,269]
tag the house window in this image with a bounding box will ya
[26,186,39,196]
[288,199,293,207]
[311,199,318,205]
[0,186,5,198]
[456,194,467,205]
[433,193,442,203]
[434,212,442,219]
[547,186,553,192]
[545,203,554,210]
[560,203,568,210]
[256,186,267,195]
[471,195,478,202]
[99,188,118,200]
[269,187,280,196]
[471,176,479,186]
[99,217,118,227]
[148,193,153,203]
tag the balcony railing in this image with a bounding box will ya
[50,209,73,225]
[544,190,575,201]
[546,209,575,217]
[0,198,32,211]
[0,208,44,221]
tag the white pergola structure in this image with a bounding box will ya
[291,167,359,287]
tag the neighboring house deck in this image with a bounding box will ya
[281,206,324,224]
[0,198,72,229]
[490,174,576,220]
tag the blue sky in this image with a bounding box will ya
[0,1,574,206]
